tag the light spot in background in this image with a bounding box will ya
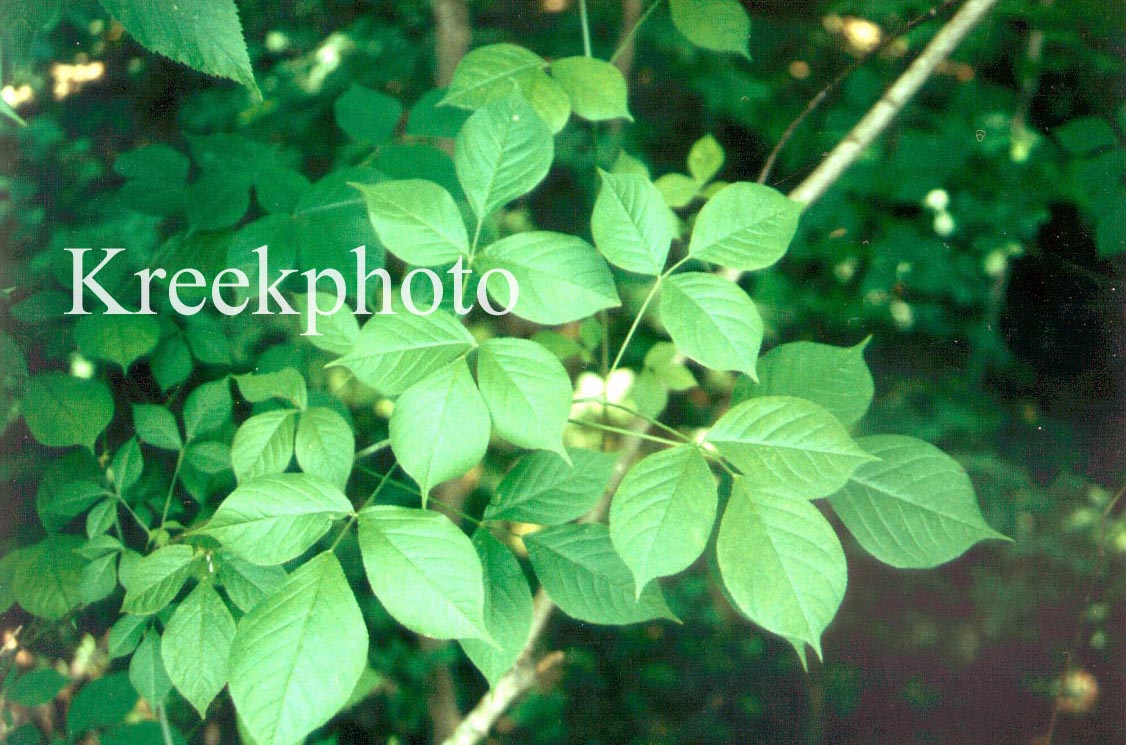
[541,0,570,12]
[924,188,950,212]
[824,15,884,56]
[889,299,914,329]
[52,61,105,100]
[1,84,34,109]
[788,60,810,80]
[70,354,95,380]
[933,211,955,237]
[1056,668,1099,714]
[265,30,290,53]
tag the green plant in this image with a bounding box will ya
[0,2,1019,745]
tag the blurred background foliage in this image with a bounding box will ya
[0,0,1123,743]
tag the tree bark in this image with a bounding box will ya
[432,0,471,88]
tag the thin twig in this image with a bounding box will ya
[757,0,961,185]
[440,417,653,745]
[785,0,1002,208]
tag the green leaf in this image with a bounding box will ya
[659,272,762,375]
[828,435,1007,568]
[485,448,617,524]
[331,311,476,395]
[74,315,161,370]
[152,335,193,392]
[121,545,199,615]
[609,446,718,592]
[591,170,673,275]
[669,0,751,58]
[550,56,632,122]
[293,294,360,355]
[255,166,310,214]
[7,668,69,707]
[353,180,469,266]
[67,673,138,736]
[113,437,144,495]
[389,360,490,500]
[518,71,572,134]
[36,479,106,533]
[334,84,403,146]
[357,506,490,640]
[107,615,148,659]
[77,535,123,560]
[408,88,470,138]
[717,479,846,660]
[229,552,367,745]
[525,524,675,625]
[706,396,876,499]
[97,0,260,99]
[476,338,571,455]
[114,145,189,216]
[102,722,187,745]
[440,43,546,109]
[162,582,236,717]
[132,404,182,451]
[644,342,697,391]
[183,378,232,442]
[218,554,287,613]
[85,500,116,538]
[129,629,172,706]
[454,90,554,220]
[1055,117,1118,156]
[655,172,700,208]
[687,134,725,183]
[186,169,251,231]
[230,409,296,483]
[295,407,355,489]
[198,473,354,565]
[12,537,86,620]
[78,552,118,604]
[458,529,533,686]
[475,231,620,324]
[688,182,801,271]
[234,368,308,410]
[733,340,874,428]
[186,441,231,475]
[293,168,385,279]
[22,373,113,450]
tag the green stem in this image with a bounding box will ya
[429,497,484,526]
[354,438,392,462]
[572,398,689,443]
[608,276,662,376]
[568,417,682,447]
[154,449,185,545]
[117,496,151,538]
[157,705,175,745]
[578,0,593,57]
[609,0,665,66]
[330,468,395,551]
